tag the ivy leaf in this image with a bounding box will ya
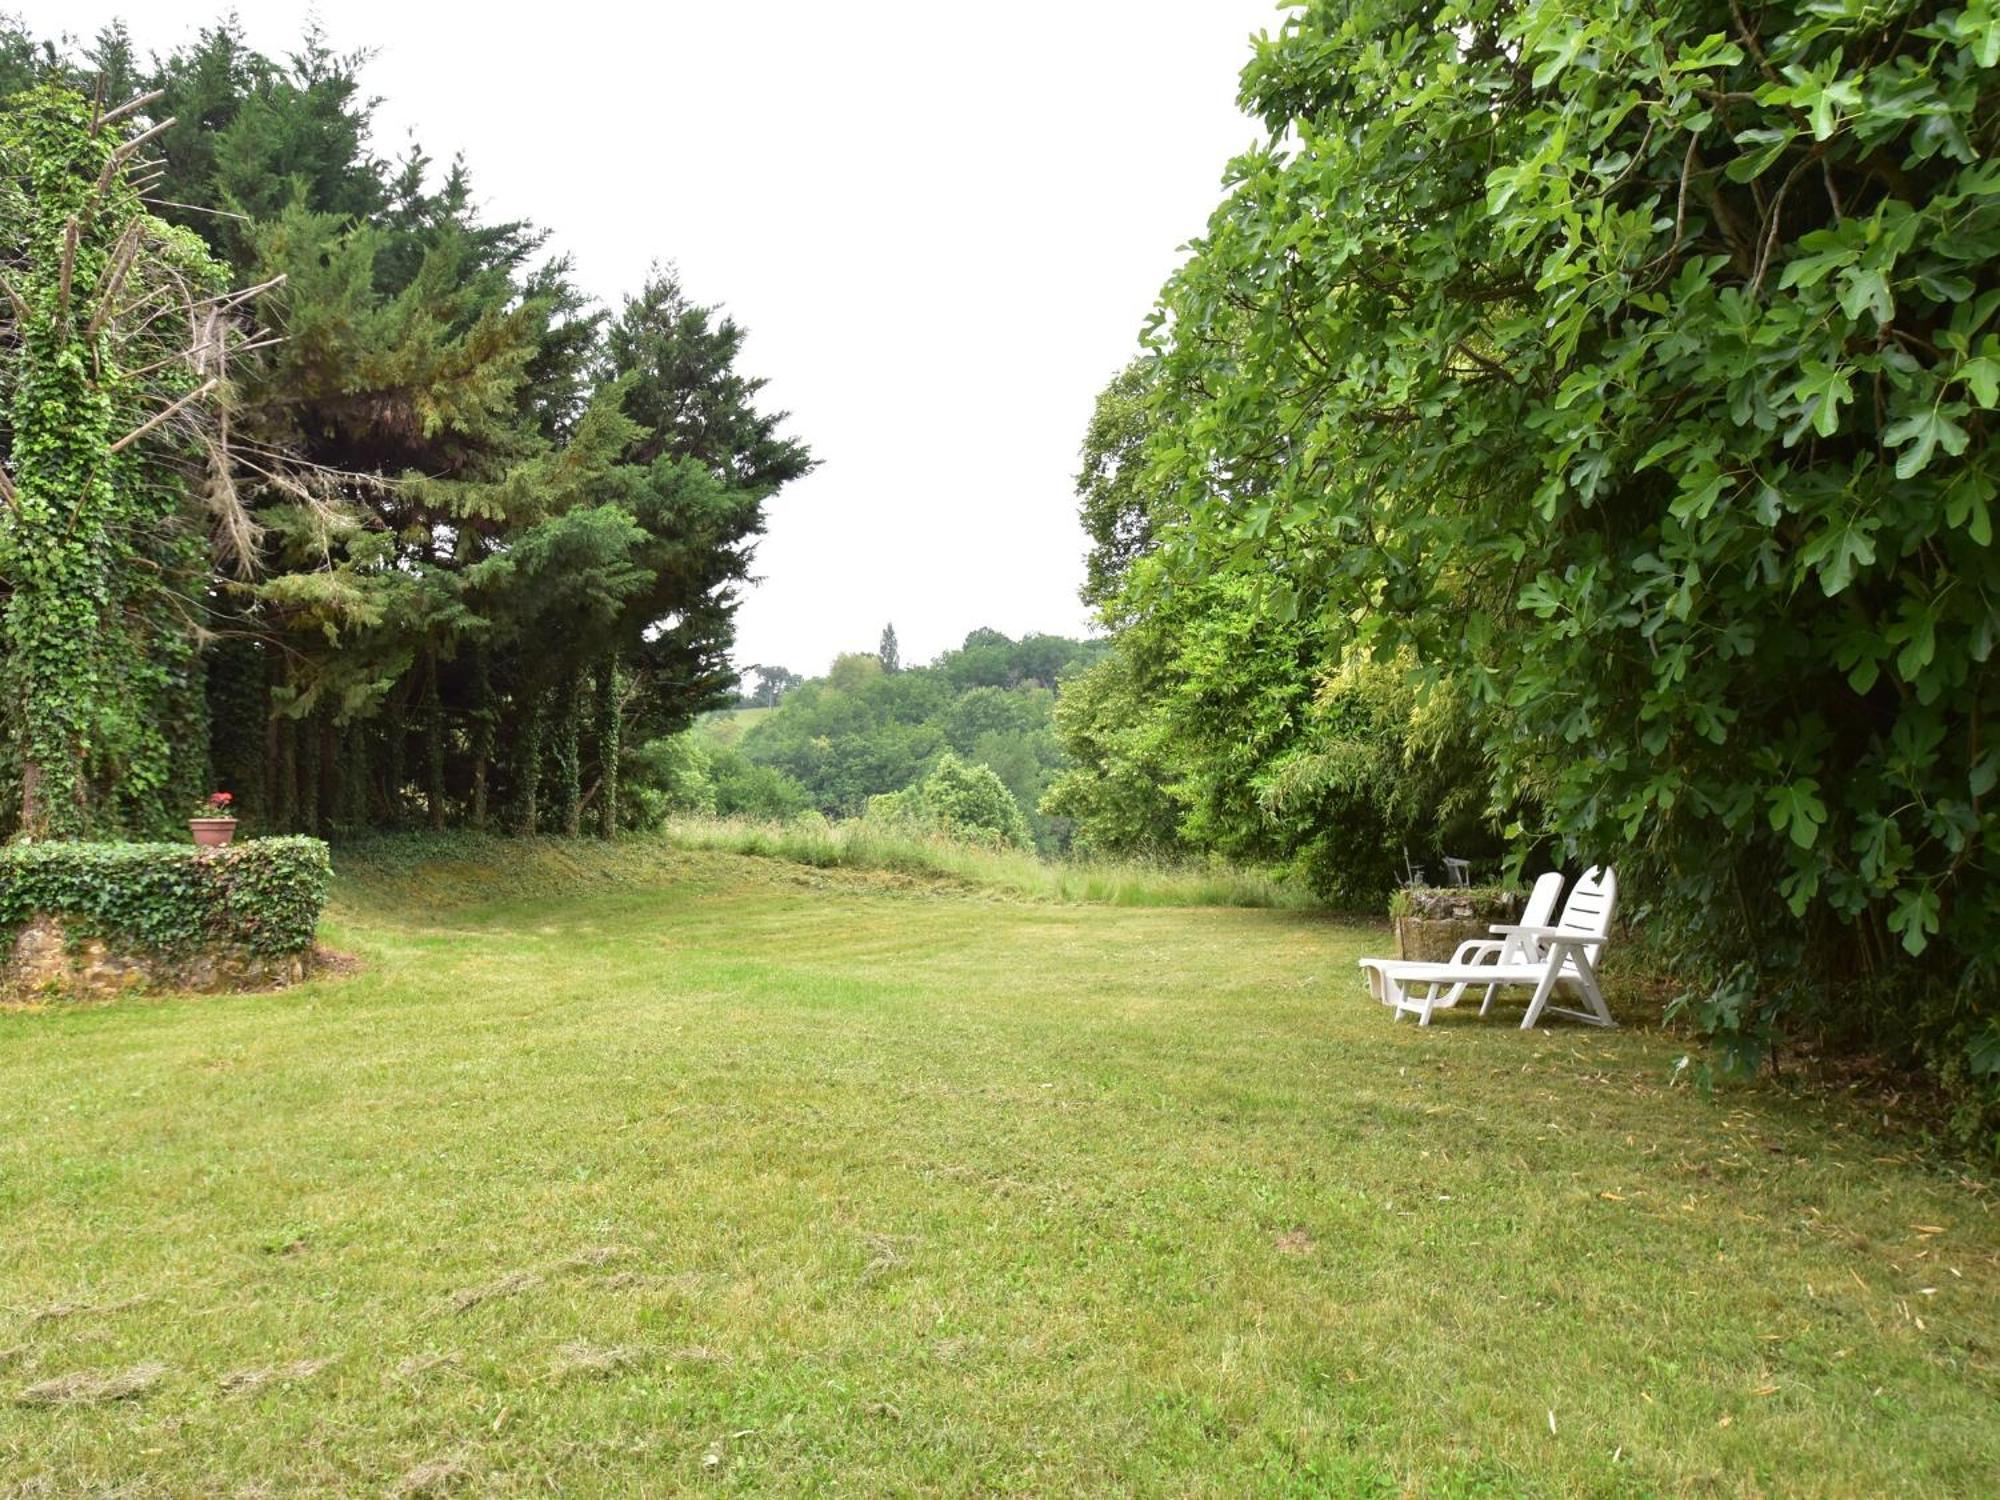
[1791,362,1853,438]
[1836,267,1893,325]
[1726,128,1794,183]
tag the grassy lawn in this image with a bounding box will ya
[2,842,1995,1496]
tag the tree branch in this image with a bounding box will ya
[108,378,219,454]
[93,89,165,135]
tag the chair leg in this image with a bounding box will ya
[1520,966,1563,1029]
[1574,960,1614,1026]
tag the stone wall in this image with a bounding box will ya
[3,915,313,1001]
[1394,914,1497,963]
[1392,885,1525,963]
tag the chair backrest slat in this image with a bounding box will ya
[1520,871,1564,929]
[1503,870,1569,964]
[1554,867,1617,950]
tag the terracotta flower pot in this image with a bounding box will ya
[190,817,238,847]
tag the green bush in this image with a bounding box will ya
[868,753,1030,848]
[0,837,331,957]
[1125,0,2000,1146]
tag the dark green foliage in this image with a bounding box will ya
[0,86,230,839]
[871,752,1030,848]
[1117,0,2000,1138]
[723,629,1099,848]
[0,22,811,850]
[0,836,330,956]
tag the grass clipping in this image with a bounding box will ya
[16,1362,167,1405]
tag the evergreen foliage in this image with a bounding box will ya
[0,21,811,846]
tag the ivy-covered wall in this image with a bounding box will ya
[0,837,331,962]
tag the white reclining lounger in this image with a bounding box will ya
[1357,869,1564,1017]
[1358,867,1618,1029]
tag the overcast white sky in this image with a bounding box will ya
[21,0,1291,676]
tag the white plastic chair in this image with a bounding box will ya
[1359,867,1618,1029]
[1359,870,1564,1020]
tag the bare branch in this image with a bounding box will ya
[110,116,177,167]
[94,89,166,134]
[94,116,177,196]
[55,217,77,322]
[139,197,252,222]
[107,378,219,454]
[84,218,144,342]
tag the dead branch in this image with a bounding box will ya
[55,217,77,322]
[93,89,166,134]
[108,377,219,454]
[83,218,144,341]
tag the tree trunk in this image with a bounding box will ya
[424,648,446,831]
[319,712,338,835]
[277,713,299,833]
[516,688,544,836]
[342,721,370,829]
[383,686,406,829]
[298,708,322,836]
[18,759,43,839]
[470,646,493,832]
[555,675,583,838]
[594,656,621,839]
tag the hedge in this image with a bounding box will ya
[0,838,331,957]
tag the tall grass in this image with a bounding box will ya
[324,821,1311,912]
[657,814,1312,909]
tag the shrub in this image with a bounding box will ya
[868,754,1030,848]
[1134,0,2000,1146]
[0,837,331,957]
[710,748,811,821]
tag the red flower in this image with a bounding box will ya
[208,791,234,810]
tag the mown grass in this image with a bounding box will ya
[1,839,1994,1496]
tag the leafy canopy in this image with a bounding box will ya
[1131,0,1999,1112]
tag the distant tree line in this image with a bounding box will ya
[0,19,810,842]
[655,627,1104,852]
